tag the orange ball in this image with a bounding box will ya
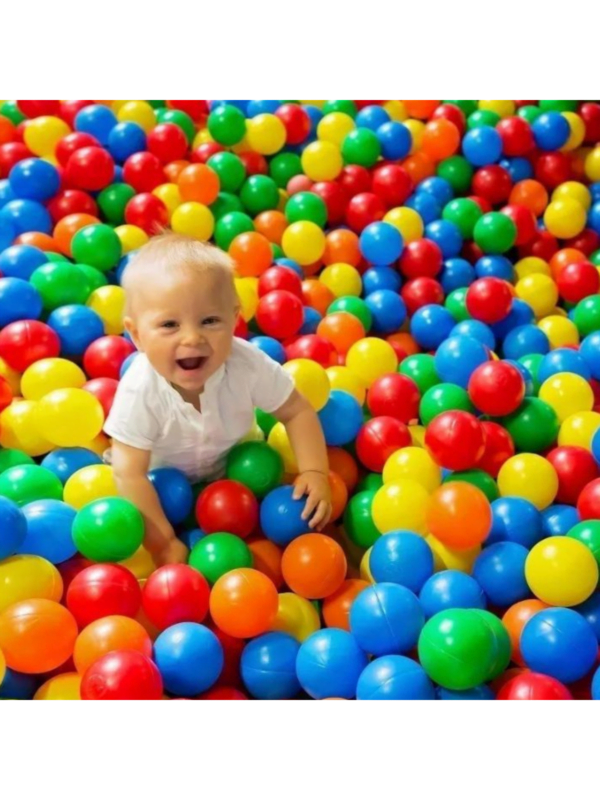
[53,213,100,256]
[164,159,190,183]
[425,482,492,550]
[302,259,324,278]
[302,278,335,316]
[209,568,279,638]
[323,229,361,267]
[0,115,15,145]
[254,210,287,245]
[403,100,440,119]
[317,312,365,355]
[329,470,349,521]
[73,615,152,674]
[230,231,273,278]
[387,332,419,358]
[509,180,549,217]
[421,119,460,161]
[177,163,220,205]
[247,538,284,589]
[403,151,436,183]
[322,579,369,630]
[327,447,359,493]
[0,599,78,674]
[14,232,58,252]
[501,599,548,667]
[549,247,587,280]
[281,533,347,599]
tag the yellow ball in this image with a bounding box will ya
[537,315,580,348]
[34,388,104,448]
[281,221,326,265]
[403,120,424,153]
[543,198,587,239]
[539,373,594,423]
[383,447,442,493]
[426,535,481,574]
[561,113,586,152]
[301,141,343,181]
[372,479,430,535]
[21,358,86,401]
[271,592,321,642]
[267,423,298,474]
[359,548,375,583]
[277,189,288,212]
[0,555,63,614]
[384,207,424,243]
[0,401,53,457]
[479,100,515,118]
[34,673,82,701]
[514,257,551,280]
[171,202,215,241]
[193,128,214,147]
[152,183,182,219]
[283,358,330,411]
[119,546,156,581]
[498,453,558,509]
[525,537,598,606]
[558,411,600,450]
[383,101,408,122]
[63,464,117,510]
[408,424,426,447]
[84,432,111,457]
[0,357,21,395]
[87,285,126,335]
[552,180,591,211]
[234,277,259,321]
[317,112,355,146]
[114,224,149,254]
[23,116,71,156]
[515,273,558,318]
[346,338,398,387]
[584,147,600,182]
[320,263,362,298]
[326,366,366,405]
[117,100,156,133]
[245,114,286,155]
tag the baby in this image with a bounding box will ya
[104,232,332,566]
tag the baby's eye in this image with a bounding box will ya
[160,320,179,329]
[203,316,221,326]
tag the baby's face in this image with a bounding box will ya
[125,268,238,393]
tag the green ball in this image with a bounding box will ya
[207,105,246,146]
[0,465,62,507]
[502,398,559,452]
[437,156,473,194]
[30,262,92,310]
[256,408,278,437]
[188,532,253,585]
[355,473,384,494]
[539,100,578,113]
[399,354,439,395]
[0,449,35,475]
[285,191,327,227]
[467,110,500,129]
[567,521,600,567]
[207,152,246,193]
[210,192,244,220]
[518,353,543,395]
[155,108,195,144]
[418,609,496,690]
[517,105,543,124]
[71,224,122,272]
[147,101,166,110]
[97,183,136,225]
[342,129,381,168]
[573,296,600,337]
[76,263,108,293]
[443,100,478,117]
[240,175,280,216]
[473,212,517,254]
[0,101,25,125]
[590,249,600,268]
[443,470,499,502]
[445,287,471,322]
[327,296,372,331]
[270,153,303,189]
[72,497,144,562]
[420,383,474,425]
[442,198,483,239]
[271,244,283,260]
[322,100,357,118]
[214,211,254,251]
[343,490,381,549]
[225,442,283,498]
[471,609,511,680]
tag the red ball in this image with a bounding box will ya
[547,447,600,506]
[345,192,385,233]
[258,266,303,299]
[234,316,249,339]
[580,102,600,144]
[468,361,525,416]
[238,151,268,176]
[167,100,209,122]
[477,421,515,478]
[141,564,210,631]
[496,117,535,157]
[124,193,169,235]
[471,165,513,206]
[66,564,142,628]
[65,146,115,192]
[83,335,136,380]
[339,165,372,197]
[198,686,248,700]
[556,261,600,304]
[535,152,571,189]
[196,479,259,539]
[367,373,420,424]
[122,152,165,193]
[355,416,412,472]
[59,100,94,128]
[399,239,443,279]
[47,189,98,223]
[425,411,485,471]
[147,123,189,164]
[82,377,119,418]
[285,334,336,367]
[17,100,61,118]
[500,204,537,246]
[57,556,94,593]
[432,103,466,136]
[577,477,600,520]
[565,229,600,257]
[401,277,445,315]
[371,164,413,208]
[312,181,348,226]
[0,142,33,178]
[81,650,163,700]
[275,104,311,145]
[0,320,60,372]
[0,376,12,412]
[461,240,486,265]
[255,290,304,339]
[467,195,493,214]
[518,229,559,261]
[191,142,225,163]
[56,132,100,167]
[497,672,572,700]
[466,277,513,324]
[287,175,314,195]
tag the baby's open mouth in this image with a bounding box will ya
[176,357,207,371]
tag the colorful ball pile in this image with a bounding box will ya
[2,98,600,700]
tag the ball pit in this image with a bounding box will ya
[1,98,600,699]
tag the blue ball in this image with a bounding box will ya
[120,352,139,377]
[462,127,503,166]
[376,121,412,161]
[362,266,402,295]
[74,104,118,146]
[47,304,105,356]
[451,319,496,350]
[0,178,15,208]
[532,112,570,151]
[357,655,435,700]
[356,105,390,131]
[592,428,600,466]
[521,607,597,684]
[154,622,224,697]
[304,106,323,136]
[115,252,137,284]
[350,583,424,656]
[299,306,322,335]
[434,335,489,388]
[318,390,364,446]
[592,665,600,700]
[405,192,441,224]
[107,122,148,163]
[0,496,27,560]
[437,684,495,700]
[475,255,514,282]
[502,324,550,360]
[250,336,286,364]
[425,220,463,258]
[411,305,455,350]
[491,299,534,342]
[0,215,15,251]
[488,497,544,549]
[591,182,600,204]
[0,277,43,326]
[365,289,407,334]
[241,632,301,699]
[574,593,600,644]
[148,468,193,526]
[473,542,530,607]
[274,258,303,278]
[419,570,486,618]
[541,504,580,537]
[178,527,205,550]
[247,100,281,117]
[0,668,39,700]
[18,500,77,564]
[359,221,403,266]
[0,244,47,280]
[369,531,434,593]
[500,157,533,183]
[440,258,475,293]
[8,158,60,203]
[418,177,454,206]
[538,348,591,383]
[260,485,307,546]
[580,332,600,381]
[296,629,368,699]
[0,199,52,236]
[587,202,600,236]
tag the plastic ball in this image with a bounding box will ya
[0,599,77,674]
[346,338,398,387]
[521,607,597,684]
[271,592,320,642]
[356,416,411,472]
[0,496,27,561]
[369,531,434,592]
[0,554,63,614]
[425,411,485,471]
[318,390,363,446]
[240,632,300,700]
[419,569,486,618]
[140,564,210,632]
[72,497,144,562]
[468,361,525,416]
[66,563,142,628]
[196,479,258,539]
[525,536,598,606]
[497,671,572,700]
[488,497,543,549]
[372,479,430,535]
[296,628,367,699]
[349,582,424,656]
[281,533,346,600]
[188,533,252,585]
[18,499,77,564]
[209,568,278,639]
[426,482,491,550]
[283,358,330,411]
[357,655,435,700]
[497,454,559,509]
[81,650,162,700]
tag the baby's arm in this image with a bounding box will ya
[274,389,332,530]
[111,440,188,566]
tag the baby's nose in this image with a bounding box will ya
[181,328,205,346]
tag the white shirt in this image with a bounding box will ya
[104,338,294,481]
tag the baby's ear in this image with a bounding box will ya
[123,316,141,350]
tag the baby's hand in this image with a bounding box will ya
[156,538,189,567]
[293,471,332,531]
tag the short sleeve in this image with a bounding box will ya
[104,368,162,451]
[247,346,295,413]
